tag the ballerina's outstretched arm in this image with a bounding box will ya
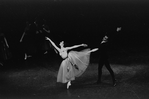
[66,44,87,50]
[45,37,60,52]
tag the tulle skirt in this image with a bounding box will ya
[57,49,91,83]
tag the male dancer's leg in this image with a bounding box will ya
[105,60,116,86]
[97,60,104,83]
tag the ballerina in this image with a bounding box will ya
[45,37,98,89]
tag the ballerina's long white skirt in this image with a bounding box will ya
[57,49,91,83]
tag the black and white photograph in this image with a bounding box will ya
[0,0,149,99]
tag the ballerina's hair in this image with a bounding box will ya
[59,41,64,46]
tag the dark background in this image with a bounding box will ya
[1,1,149,98]
[0,0,149,51]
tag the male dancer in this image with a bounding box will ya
[97,35,116,86]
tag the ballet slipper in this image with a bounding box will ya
[67,81,71,89]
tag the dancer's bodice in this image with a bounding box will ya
[59,49,68,59]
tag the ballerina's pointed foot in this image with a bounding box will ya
[67,81,71,89]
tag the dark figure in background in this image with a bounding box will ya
[97,35,116,86]
[0,32,12,66]
[20,19,54,60]
[34,19,54,58]
[20,21,37,60]
[42,21,57,55]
